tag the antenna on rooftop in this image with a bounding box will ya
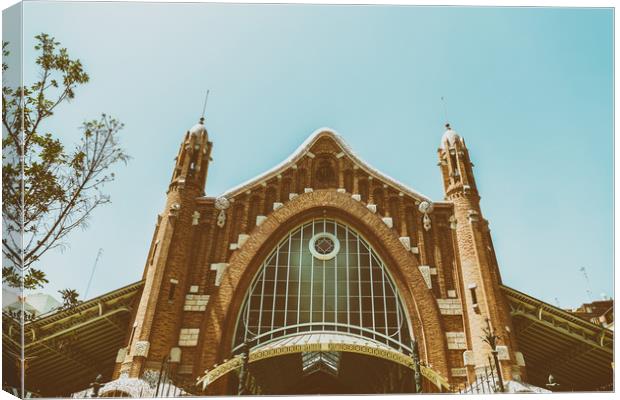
[200,90,210,123]
[440,96,449,124]
[579,266,593,302]
[84,248,103,300]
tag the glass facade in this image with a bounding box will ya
[233,218,412,354]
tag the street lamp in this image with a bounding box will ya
[237,341,250,395]
[89,374,104,398]
[481,318,505,393]
[410,339,422,393]
[546,374,560,392]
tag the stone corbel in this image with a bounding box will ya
[449,215,457,230]
[463,350,475,366]
[211,263,230,287]
[467,210,479,223]
[169,203,181,218]
[133,341,150,357]
[418,201,434,231]
[496,345,510,360]
[215,197,230,228]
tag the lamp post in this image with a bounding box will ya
[89,374,104,398]
[237,341,250,395]
[546,374,560,392]
[411,339,422,393]
[482,318,505,393]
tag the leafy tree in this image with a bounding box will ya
[2,33,129,290]
[58,288,81,310]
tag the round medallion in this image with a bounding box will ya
[418,200,434,214]
[309,232,340,260]
[215,196,230,210]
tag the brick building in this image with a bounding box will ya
[4,120,613,396]
[570,299,614,330]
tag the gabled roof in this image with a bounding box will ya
[2,280,144,396]
[214,127,433,202]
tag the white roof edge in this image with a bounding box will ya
[211,127,434,202]
[433,201,454,206]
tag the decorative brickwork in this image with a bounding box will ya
[445,332,467,350]
[183,294,210,311]
[437,299,463,315]
[179,328,200,347]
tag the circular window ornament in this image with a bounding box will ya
[309,232,340,260]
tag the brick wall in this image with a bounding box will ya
[116,130,522,391]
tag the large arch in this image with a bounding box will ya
[232,218,414,354]
[196,190,449,393]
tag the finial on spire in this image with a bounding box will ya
[441,96,449,125]
[445,123,451,130]
[200,90,210,124]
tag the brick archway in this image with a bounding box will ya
[196,190,449,393]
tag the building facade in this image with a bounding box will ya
[4,119,613,397]
[110,119,528,394]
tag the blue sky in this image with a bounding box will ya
[3,3,613,308]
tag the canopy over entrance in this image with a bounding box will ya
[198,332,449,393]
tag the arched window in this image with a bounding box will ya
[233,218,412,354]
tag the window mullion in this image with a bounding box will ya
[345,225,350,331]
[271,243,281,334]
[284,230,292,327]
[381,253,389,340]
[257,264,267,337]
[356,231,362,330]
[310,220,315,324]
[369,245,376,337]
[297,225,304,330]
[322,219,326,325]
[334,221,338,326]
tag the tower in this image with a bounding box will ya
[115,118,213,379]
[438,124,524,384]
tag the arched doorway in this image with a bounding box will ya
[241,350,417,394]
[229,218,417,393]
